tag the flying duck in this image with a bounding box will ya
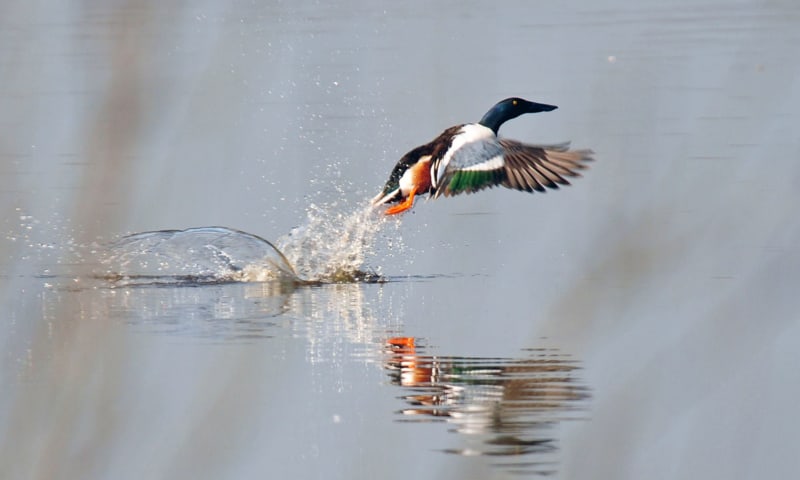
[371,97,594,215]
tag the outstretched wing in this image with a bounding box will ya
[498,140,593,193]
[433,137,593,198]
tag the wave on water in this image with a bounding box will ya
[101,203,396,286]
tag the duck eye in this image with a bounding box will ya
[512,99,518,106]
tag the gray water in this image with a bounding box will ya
[3,1,800,479]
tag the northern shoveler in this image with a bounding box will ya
[371,97,594,215]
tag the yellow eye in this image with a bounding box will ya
[512,99,518,106]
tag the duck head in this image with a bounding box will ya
[479,97,557,134]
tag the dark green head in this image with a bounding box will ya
[478,97,557,134]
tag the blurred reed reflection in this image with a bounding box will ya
[52,277,401,355]
[76,282,294,340]
[383,337,590,476]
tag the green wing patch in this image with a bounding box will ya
[446,169,504,195]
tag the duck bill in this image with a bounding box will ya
[526,101,557,113]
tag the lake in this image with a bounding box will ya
[2,1,800,479]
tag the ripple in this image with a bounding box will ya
[383,337,591,476]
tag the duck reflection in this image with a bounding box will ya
[384,337,590,472]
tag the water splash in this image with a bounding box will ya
[98,201,398,285]
[276,202,391,282]
[101,227,298,286]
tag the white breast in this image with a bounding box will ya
[433,123,496,187]
[398,166,416,195]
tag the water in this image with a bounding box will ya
[3,1,800,479]
[102,227,298,284]
[276,203,394,282]
[98,201,393,284]
[383,338,589,476]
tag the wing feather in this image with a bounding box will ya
[498,139,593,193]
[435,132,506,197]
[432,134,594,198]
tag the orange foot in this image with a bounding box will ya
[384,187,417,215]
[386,337,416,349]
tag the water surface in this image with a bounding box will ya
[2,1,800,479]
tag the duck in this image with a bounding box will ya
[371,97,594,215]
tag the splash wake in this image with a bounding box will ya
[101,204,394,286]
[276,203,388,282]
